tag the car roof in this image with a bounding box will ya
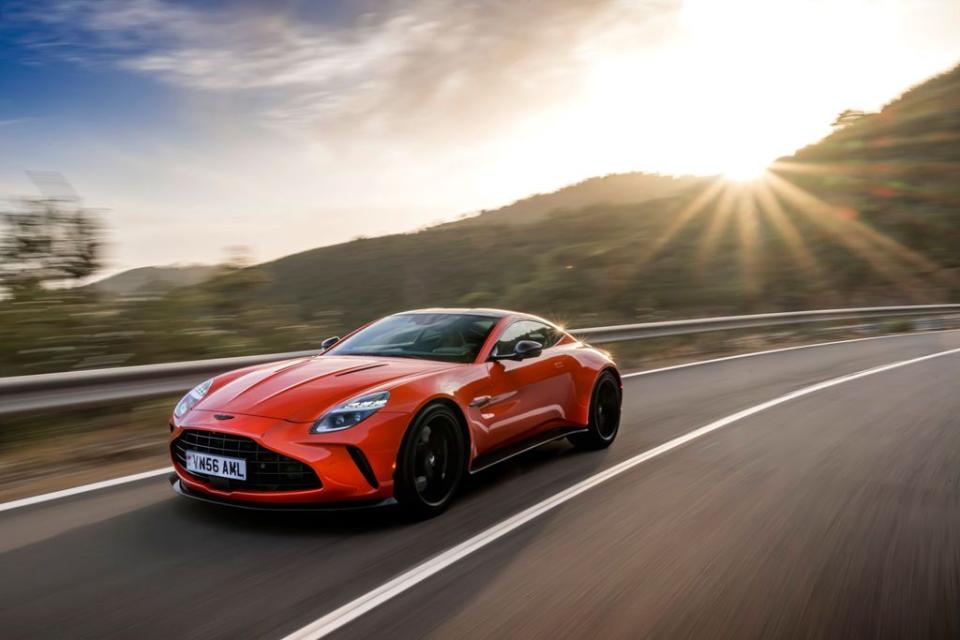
[398,307,512,318]
[395,308,562,328]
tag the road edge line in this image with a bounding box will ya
[621,328,960,378]
[0,467,173,514]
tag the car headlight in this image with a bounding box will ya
[311,391,390,433]
[174,379,213,419]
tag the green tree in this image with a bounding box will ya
[0,195,102,298]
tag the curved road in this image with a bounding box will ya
[3,331,960,639]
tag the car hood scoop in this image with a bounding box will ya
[196,356,450,422]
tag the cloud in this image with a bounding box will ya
[7,0,960,273]
[5,0,675,141]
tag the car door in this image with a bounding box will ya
[474,320,572,450]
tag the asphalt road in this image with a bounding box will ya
[3,331,960,639]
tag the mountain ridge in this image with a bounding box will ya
[230,61,959,330]
[87,264,220,297]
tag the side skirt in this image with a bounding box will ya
[469,426,588,474]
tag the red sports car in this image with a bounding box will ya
[169,309,621,516]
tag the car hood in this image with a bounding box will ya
[195,355,455,422]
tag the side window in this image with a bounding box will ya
[493,320,562,357]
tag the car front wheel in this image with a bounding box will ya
[394,403,466,518]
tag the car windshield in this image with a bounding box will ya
[327,313,500,363]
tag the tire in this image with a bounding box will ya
[569,370,621,450]
[394,403,466,518]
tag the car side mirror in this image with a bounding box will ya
[321,336,340,350]
[513,340,543,360]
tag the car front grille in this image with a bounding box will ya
[172,429,321,492]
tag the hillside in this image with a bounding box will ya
[236,63,959,331]
[87,264,220,297]
[781,63,960,274]
[448,173,709,227]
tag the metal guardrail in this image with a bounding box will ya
[1,304,958,418]
[573,304,960,342]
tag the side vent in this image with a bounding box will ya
[346,446,380,489]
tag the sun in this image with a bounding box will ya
[723,158,771,182]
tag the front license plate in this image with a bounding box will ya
[185,450,247,480]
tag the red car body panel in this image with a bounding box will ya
[170,310,618,506]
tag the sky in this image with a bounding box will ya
[1,0,959,275]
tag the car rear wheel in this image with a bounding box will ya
[394,403,466,518]
[569,370,621,450]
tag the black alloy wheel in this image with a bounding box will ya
[395,403,466,517]
[569,370,621,450]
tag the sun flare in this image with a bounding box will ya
[723,159,770,182]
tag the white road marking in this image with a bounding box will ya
[0,467,173,514]
[0,329,955,514]
[621,328,960,379]
[279,345,960,640]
